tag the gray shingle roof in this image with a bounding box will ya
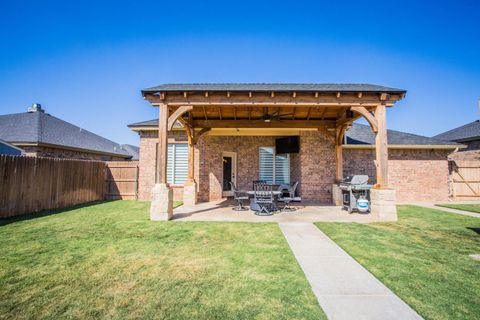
[433,120,480,142]
[142,83,406,94]
[128,118,460,147]
[346,123,460,147]
[0,111,131,157]
[128,118,183,129]
[121,144,139,160]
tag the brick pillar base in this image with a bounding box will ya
[150,183,173,221]
[370,188,397,222]
[183,181,197,206]
[332,184,342,206]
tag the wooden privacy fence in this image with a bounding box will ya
[0,155,105,218]
[450,160,480,200]
[104,161,139,200]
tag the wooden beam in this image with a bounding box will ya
[192,127,211,145]
[336,92,341,98]
[320,107,327,120]
[350,106,378,132]
[374,104,389,188]
[335,125,347,182]
[157,104,169,184]
[227,92,231,98]
[205,92,209,98]
[271,92,275,98]
[380,93,388,100]
[292,92,297,98]
[192,119,335,128]
[315,92,319,98]
[167,105,193,131]
[218,107,222,120]
[203,106,208,120]
[185,127,195,182]
[306,107,312,120]
[183,92,188,98]
[357,92,363,98]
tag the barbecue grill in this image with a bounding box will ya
[339,175,373,213]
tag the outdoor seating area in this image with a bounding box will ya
[231,181,300,216]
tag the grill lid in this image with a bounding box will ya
[341,175,369,185]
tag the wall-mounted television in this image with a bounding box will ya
[275,136,299,154]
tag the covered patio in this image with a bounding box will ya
[141,84,406,221]
[172,199,379,223]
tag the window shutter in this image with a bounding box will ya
[173,144,188,184]
[167,143,188,185]
[275,153,290,184]
[259,147,274,184]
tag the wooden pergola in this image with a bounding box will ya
[142,84,406,216]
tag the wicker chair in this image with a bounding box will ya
[253,183,275,216]
[230,182,249,211]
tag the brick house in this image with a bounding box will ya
[130,83,460,221]
[0,104,135,161]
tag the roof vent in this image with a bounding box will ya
[28,103,45,113]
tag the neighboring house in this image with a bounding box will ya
[129,83,460,204]
[0,104,132,161]
[121,144,140,160]
[0,139,24,156]
[434,120,479,160]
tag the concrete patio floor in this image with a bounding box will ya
[172,199,377,223]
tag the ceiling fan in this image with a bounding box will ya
[261,108,294,122]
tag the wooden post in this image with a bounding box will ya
[186,127,195,183]
[374,104,389,188]
[157,103,169,184]
[335,126,344,182]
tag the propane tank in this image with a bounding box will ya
[356,196,370,213]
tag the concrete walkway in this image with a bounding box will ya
[412,203,480,218]
[280,223,422,320]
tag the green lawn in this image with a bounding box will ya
[316,205,480,320]
[0,201,324,320]
[437,203,480,214]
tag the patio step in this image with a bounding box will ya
[279,222,422,320]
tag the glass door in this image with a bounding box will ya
[222,152,237,197]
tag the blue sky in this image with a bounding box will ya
[0,0,479,146]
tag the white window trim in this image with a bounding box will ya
[259,146,290,184]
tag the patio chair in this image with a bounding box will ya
[253,183,275,216]
[230,182,249,211]
[278,181,299,212]
[252,180,267,190]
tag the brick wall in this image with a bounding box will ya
[138,130,451,203]
[344,148,450,202]
[20,145,127,161]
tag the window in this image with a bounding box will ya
[167,143,188,184]
[259,147,290,184]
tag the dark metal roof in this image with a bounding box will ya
[0,111,131,157]
[433,120,480,142]
[128,118,460,147]
[346,123,461,147]
[142,83,406,94]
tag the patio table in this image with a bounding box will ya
[247,190,282,212]
[246,190,282,196]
